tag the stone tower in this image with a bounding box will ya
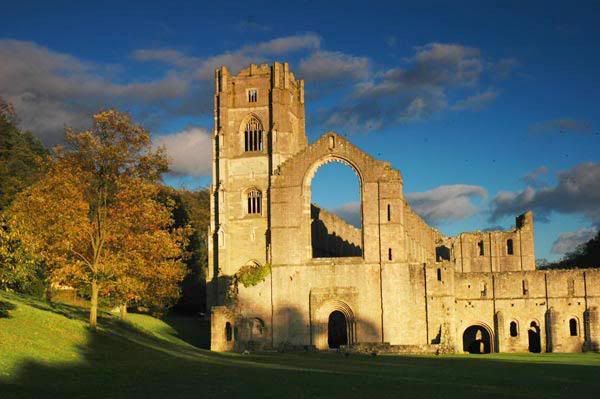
[207,62,307,309]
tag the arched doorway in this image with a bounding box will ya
[528,321,541,353]
[463,325,492,354]
[313,299,356,350]
[328,310,348,349]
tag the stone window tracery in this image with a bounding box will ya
[247,189,262,215]
[244,117,263,152]
[248,88,258,103]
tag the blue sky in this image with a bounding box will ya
[1,0,599,261]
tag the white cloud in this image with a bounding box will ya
[522,166,549,186]
[529,118,593,135]
[299,50,370,82]
[0,39,189,143]
[330,202,362,228]
[154,127,212,176]
[551,227,598,254]
[406,184,487,224]
[451,90,498,111]
[490,162,600,223]
[319,42,493,131]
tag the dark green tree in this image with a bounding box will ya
[0,98,48,211]
[542,230,600,269]
[160,187,210,312]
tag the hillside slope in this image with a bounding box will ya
[1,291,600,399]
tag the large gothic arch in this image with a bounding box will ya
[270,132,404,265]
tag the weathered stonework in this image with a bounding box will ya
[207,62,600,354]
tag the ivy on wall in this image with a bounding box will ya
[237,263,271,288]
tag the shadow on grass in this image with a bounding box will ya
[161,312,210,349]
[2,292,600,398]
[2,328,600,398]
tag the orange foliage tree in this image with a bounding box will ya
[10,110,188,329]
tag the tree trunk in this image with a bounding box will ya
[44,281,53,303]
[119,302,127,320]
[90,279,99,330]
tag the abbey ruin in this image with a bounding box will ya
[207,62,600,354]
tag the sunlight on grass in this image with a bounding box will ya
[1,291,599,399]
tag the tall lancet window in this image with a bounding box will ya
[244,117,263,152]
[247,189,262,215]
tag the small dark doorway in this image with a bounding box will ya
[463,325,491,354]
[528,321,541,353]
[225,322,233,342]
[328,311,348,349]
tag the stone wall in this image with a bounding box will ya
[311,204,362,257]
[207,62,600,355]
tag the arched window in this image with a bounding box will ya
[225,322,233,341]
[244,117,263,152]
[247,189,262,215]
[510,321,518,337]
[569,318,578,336]
[506,239,514,255]
[478,240,484,256]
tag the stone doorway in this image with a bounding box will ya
[328,310,348,349]
[463,325,492,354]
[528,321,541,353]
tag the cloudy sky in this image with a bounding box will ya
[1,0,599,261]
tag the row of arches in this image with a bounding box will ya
[462,321,542,354]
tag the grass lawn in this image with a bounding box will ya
[1,291,599,398]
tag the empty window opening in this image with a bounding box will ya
[311,161,363,258]
[247,189,262,215]
[510,321,518,337]
[248,89,257,102]
[528,321,541,353]
[507,239,514,255]
[480,282,487,298]
[437,268,442,282]
[478,240,485,256]
[463,325,492,354]
[244,117,263,152]
[436,245,451,261]
[387,204,391,222]
[388,248,393,261]
[522,280,529,296]
[569,318,578,336]
[225,322,233,342]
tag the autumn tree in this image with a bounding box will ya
[0,217,41,293]
[10,110,188,329]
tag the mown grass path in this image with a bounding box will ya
[1,291,599,398]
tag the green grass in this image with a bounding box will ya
[1,291,599,398]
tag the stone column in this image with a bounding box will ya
[494,311,504,353]
[584,306,600,352]
[545,307,558,353]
